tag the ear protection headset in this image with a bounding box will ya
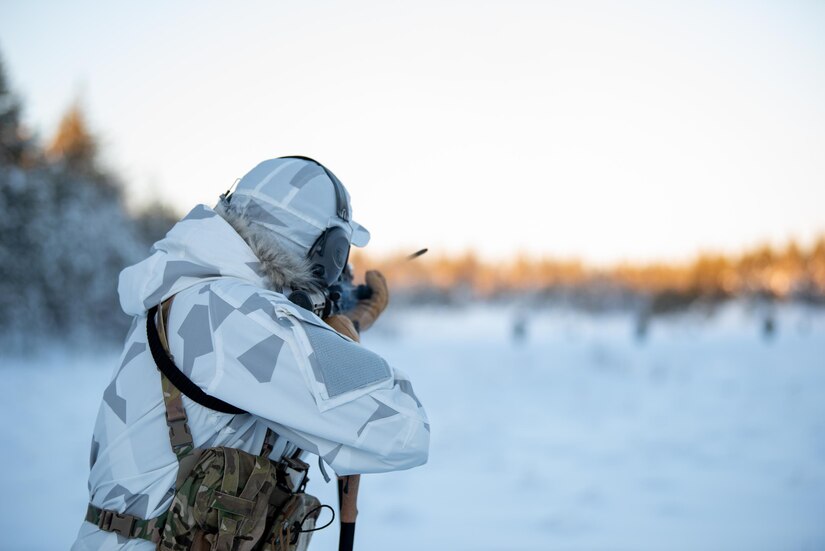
[285,156,353,287]
[222,156,353,287]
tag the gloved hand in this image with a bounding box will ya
[346,270,389,333]
[324,314,360,342]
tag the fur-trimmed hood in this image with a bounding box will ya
[118,204,319,317]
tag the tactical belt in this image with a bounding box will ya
[85,504,166,543]
[86,299,275,543]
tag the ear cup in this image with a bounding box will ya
[308,226,351,286]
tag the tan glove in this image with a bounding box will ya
[324,314,360,342]
[346,270,389,333]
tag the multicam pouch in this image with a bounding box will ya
[159,447,322,551]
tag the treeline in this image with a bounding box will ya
[2,45,820,350]
[0,54,177,348]
[350,239,825,310]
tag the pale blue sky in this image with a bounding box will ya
[2,0,824,263]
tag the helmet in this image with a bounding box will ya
[224,156,370,285]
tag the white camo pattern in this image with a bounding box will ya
[71,206,429,550]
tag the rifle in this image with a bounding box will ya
[291,249,428,551]
[287,263,371,319]
[288,249,428,320]
[337,474,360,551]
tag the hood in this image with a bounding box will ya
[118,204,314,317]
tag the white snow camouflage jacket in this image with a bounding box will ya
[72,205,429,550]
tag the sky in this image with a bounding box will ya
[1,0,824,264]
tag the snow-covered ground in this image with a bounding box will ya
[2,302,824,551]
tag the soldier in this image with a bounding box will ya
[72,157,430,550]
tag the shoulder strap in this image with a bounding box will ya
[149,300,277,466]
[86,300,267,540]
[147,303,246,415]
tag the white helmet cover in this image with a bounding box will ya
[227,157,370,255]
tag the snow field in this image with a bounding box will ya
[1,303,824,550]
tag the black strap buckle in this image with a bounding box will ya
[167,417,192,449]
[98,509,136,537]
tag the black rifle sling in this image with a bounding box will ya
[146,304,246,415]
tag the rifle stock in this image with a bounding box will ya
[338,474,360,551]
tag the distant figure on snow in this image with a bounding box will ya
[512,312,529,343]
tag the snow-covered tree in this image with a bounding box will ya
[0,78,154,346]
[47,103,97,174]
[0,54,32,166]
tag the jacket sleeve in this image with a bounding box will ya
[189,288,430,476]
